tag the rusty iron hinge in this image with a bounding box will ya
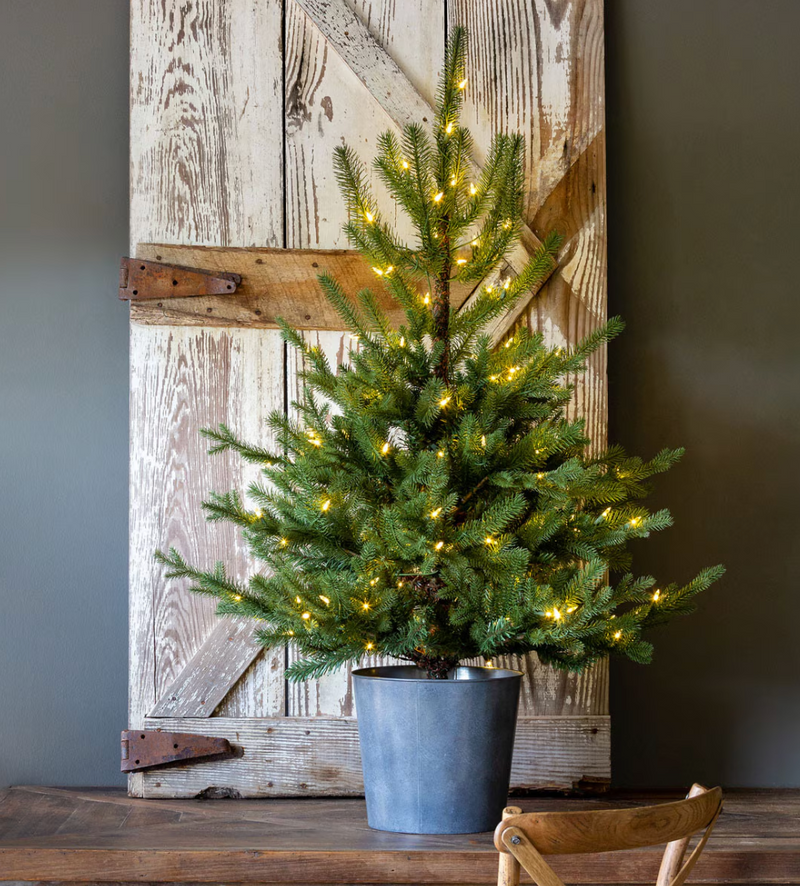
[119,257,242,301]
[121,729,233,772]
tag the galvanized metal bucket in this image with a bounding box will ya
[352,665,522,834]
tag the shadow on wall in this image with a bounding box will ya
[606,0,800,787]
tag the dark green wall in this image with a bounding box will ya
[1,0,797,789]
[605,0,800,786]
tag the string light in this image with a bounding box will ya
[469,183,477,195]
[372,267,384,276]
[366,641,375,651]
[537,472,545,479]
[503,219,512,230]
[321,499,331,512]
[601,507,612,519]
[437,450,445,458]
[450,175,457,186]
[553,607,562,621]
[319,595,330,605]
[433,191,444,202]
[430,508,442,518]
[503,278,511,290]
[456,258,467,265]
[397,581,405,588]
[481,435,486,446]
[445,122,454,134]
[567,605,577,613]
[296,596,302,604]
[472,237,480,247]
[489,374,498,381]
[629,517,641,527]
[614,630,622,640]
[484,536,495,546]
[369,578,378,586]
[505,340,512,348]
[458,78,468,89]
[381,442,390,455]
[402,160,409,170]
[362,601,371,610]
[301,612,311,620]
[439,395,451,406]
[423,292,431,305]
[435,541,445,551]
[652,589,661,602]
[399,336,405,347]
[280,538,288,546]
[234,595,242,601]
[365,211,375,223]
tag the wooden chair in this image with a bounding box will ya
[495,784,723,886]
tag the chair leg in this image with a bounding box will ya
[656,784,707,886]
[498,806,522,886]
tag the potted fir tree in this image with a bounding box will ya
[157,28,723,835]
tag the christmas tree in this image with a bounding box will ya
[157,27,723,680]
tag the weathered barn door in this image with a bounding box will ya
[128,0,609,797]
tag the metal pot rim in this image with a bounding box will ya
[352,664,523,682]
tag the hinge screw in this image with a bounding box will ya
[511,835,521,845]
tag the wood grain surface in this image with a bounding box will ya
[137,715,609,798]
[1,787,798,884]
[129,0,611,798]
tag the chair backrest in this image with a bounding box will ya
[495,785,723,886]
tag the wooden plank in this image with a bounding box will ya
[129,244,475,329]
[282,0,444,718]
[136,716,609,798]
[291,0,542,262]
[149,618,262,718]
[129,0,284,249]
[129,0,285,797]
[449,0,610,743]
[128,326,287,795]
[2,788,800,884]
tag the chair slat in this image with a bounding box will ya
[494,787,722,856]
[502,828,567,886]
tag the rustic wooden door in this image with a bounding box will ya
[128,0,609,798]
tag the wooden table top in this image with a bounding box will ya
[1,786,798,883]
